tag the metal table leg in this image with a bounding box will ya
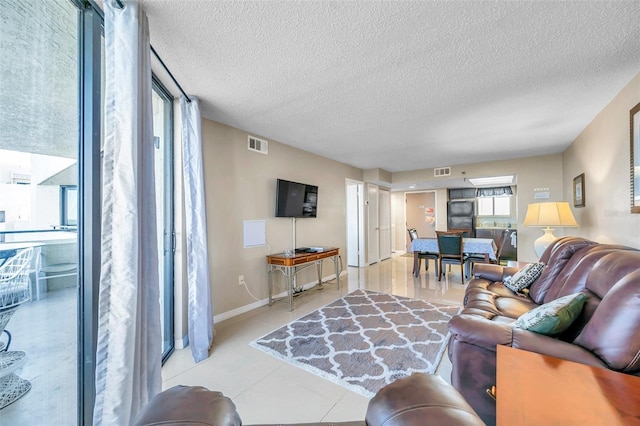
[334,255,340,290]
[268,265,273,306]
[287,266,294,311]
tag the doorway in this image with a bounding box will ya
[405,192,437,249]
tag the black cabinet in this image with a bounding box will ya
[449,188,476,199]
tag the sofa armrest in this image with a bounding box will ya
[133,385,242,426]
[471,263,505,282]
[472,264,521,282]
[512,329,609,368]
[448,314,514,351]
[366,373,484,426]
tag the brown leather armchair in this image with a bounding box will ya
[133,373,484,426]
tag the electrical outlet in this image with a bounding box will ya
[238,275,245,286]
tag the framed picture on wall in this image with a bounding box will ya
[631,102,640,213]
[573,173,585,207]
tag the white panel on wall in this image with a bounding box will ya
[243,220,266,248]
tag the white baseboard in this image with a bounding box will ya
[213,271,347,324]
[175,334,188,349]
[176,271,348,348]
[213,297,270,323]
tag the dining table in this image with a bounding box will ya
[409,237,498,277]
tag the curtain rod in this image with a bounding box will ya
[114,0,192,103]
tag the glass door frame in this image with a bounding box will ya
[77,2,102,424]
[152,77,175,364]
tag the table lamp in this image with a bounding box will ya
[523,202,579,257]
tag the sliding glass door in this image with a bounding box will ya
[1,3,176,423]
[152,79,175,362]
[0,0,82,423]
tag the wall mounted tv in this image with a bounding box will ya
[275,179,318,218]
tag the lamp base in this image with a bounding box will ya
[534,227,557,258]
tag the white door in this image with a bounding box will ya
[346,181,364,267]
[367,183,379,264]
[379,188,391,260]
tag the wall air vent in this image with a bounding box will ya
[434,167,451,177]
[248,136,268,155]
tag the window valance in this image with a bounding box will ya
[476,186,513,197]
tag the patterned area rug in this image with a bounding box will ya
[250,289,460,397]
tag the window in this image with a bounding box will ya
[477,196,511,216]
[61,185,78,227]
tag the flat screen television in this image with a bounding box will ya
[275,179,318,218]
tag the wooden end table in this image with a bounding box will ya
[496,345,640,424]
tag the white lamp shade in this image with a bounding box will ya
[523,202,579,227]
[523,202,579,257]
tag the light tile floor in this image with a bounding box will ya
[0,253,468,425]
[162,253,467,424]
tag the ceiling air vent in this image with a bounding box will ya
[248,136,268,155]
[434,167,451,177]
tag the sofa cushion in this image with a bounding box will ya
[494,296,539,319]
[541,245,637,304]
[528,237,596,304]
[503,262,544,293]
[574,269,640,372]
[512,292,587,336]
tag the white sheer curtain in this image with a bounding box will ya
[94,1,161,424]
[181,96,214,363]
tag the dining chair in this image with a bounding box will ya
[407,228,439,277]
[436,231,472,284]
[448,228,473,238]
[465,228,504,275]
[448,228,483,276]
[494,228,513,265]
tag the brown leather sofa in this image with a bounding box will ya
[447,236,640,425]
[133,373,484,426]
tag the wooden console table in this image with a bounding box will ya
[496,345,640,424]
[266,247,340,311]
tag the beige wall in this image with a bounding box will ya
[201,119,362,319]
[562,72,640,247]
[393,154,565,262]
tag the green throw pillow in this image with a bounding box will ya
[503,262,544,293]
[512,292,587,336]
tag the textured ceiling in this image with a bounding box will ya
[141,1,640,174]
[0,0,77,159]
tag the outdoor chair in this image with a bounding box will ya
[0,247,34,409]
